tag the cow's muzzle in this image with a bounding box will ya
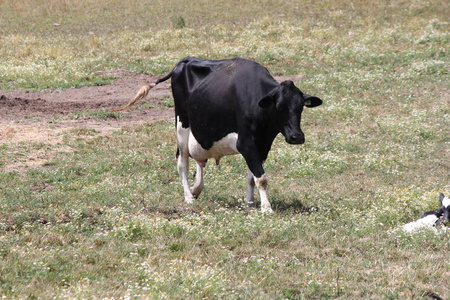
[286,134,305,145]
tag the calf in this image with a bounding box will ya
[403,193,450,232]
[114,57,322,212]
[420,193,450,225]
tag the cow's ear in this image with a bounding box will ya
[439,193,445,204]
[259,87,281,108]
[259,95,274,108]
[303,94,323,108]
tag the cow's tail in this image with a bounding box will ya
[111,71,174,112]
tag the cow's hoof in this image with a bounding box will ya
[184,196,195,204]
[245,202,256,214]
[190,186,203,197]
[261,206,273,214]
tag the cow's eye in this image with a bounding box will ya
[275,103,288,111]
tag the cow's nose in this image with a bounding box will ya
[287,134,305,144]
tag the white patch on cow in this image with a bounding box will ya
[442,196,450,209]
[403,215,438,233]
[188,131,239,163]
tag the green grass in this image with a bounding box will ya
[1,121,449,299]
[1,0,449,299]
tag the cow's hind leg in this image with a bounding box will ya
[191,161,204,197]
[176,121,195,204]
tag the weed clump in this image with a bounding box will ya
[172,15,186,29]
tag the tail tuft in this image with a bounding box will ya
[112,84,154,112]
[112,69,173,112]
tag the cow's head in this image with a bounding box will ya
[259,80,322,144]
[440,193,450,223]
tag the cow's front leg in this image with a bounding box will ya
[239,141,273,213]
[253,173,272,213]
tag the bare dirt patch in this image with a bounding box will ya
[0,70,174,133]
[0,71,303,171]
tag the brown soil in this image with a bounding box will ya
[0,70,174,132]
[0,70,303,171]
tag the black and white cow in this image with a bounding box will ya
[114,57,322,212]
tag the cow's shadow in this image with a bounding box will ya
[145,196,319,219]
[203,195,318,214]
[268,196,318,214]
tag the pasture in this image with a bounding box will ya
[0,0,449,298]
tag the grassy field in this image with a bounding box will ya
[1,0,449,299]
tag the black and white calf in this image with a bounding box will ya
[115,57,322,212]
[403,193,450,232]
[420,193,450,224]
